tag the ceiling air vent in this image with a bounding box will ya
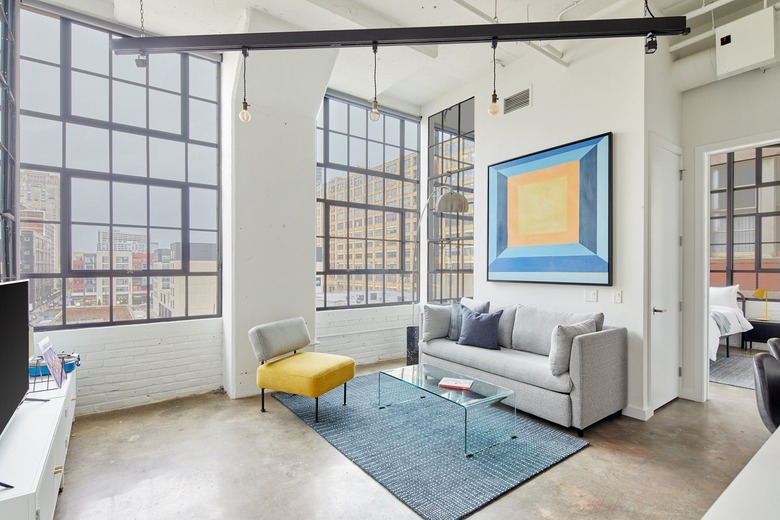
[504,87,531,114]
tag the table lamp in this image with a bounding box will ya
[753,288,769,321]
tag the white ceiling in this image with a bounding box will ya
[48,0,763,110]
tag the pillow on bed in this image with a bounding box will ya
[709,285,741,311]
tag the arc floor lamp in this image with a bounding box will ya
[407,185,469,365]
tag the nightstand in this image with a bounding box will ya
[743,320,780,349]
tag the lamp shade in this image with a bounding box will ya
[754,288,767,299]
[435,191,469,213]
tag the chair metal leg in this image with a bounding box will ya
[343,382,347,405]
[315,397,319,422]
[261,388,266,412]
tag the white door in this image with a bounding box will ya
[649,136,683,410]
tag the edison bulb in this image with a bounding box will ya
[488,92,499,116]
[369,98,380,122]
[239,100,251,122]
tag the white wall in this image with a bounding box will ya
[316,306,409,364]
[680,65,780,400]
[420,4,663,419]
[37,319,223,416]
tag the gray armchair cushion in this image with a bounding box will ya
[248,316,311,362]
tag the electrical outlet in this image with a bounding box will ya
[584,289,598,302]
[613,290,622,304]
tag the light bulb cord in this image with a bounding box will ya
[242,47,248,104]
[372,42,378,102]
[492,37,497,95]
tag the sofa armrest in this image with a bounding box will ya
[569,326,628,430]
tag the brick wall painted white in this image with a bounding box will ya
[315,306,412,364]
[35,318,223,416]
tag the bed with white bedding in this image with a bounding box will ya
[708,285,753,361]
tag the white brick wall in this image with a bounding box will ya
[315,305,412,364]
[35,318,223,416]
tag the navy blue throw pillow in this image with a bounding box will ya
[457,307,504,350]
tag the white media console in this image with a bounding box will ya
[0,372,76,520]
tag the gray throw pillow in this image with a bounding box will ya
[422,304,451,341]
[448,298,489,340]
[513,305,605,356]
[457,307,504,350]
[492,304,517,348]
[549,319,597,376]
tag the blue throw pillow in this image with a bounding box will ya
[457,307,504,350]
[448,299,490,340]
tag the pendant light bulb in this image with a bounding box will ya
[488,91,499,116]
[369,98,380,122]
[239,100,251,122]
[488,38,500,116]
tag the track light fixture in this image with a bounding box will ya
[239,47,251,122]
[645,32,657,54]
[488,37,499,116]
[135,0,147,68]
[369,42,380,122]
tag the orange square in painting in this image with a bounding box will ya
[507,161,580,247]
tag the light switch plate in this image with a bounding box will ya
[584,289,598,302]
[613,290,622,304]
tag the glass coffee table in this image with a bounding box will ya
[378,363,516,456]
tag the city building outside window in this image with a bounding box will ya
[316,94,420,309]
[18,8,221,328]
[427,98,475,303]
[709,144,780,298]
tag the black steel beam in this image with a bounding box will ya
[111,16,689,55]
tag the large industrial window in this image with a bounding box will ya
[0,0,17,282]
[19,8,221,329]
[427,98,475,303]
[316,94,420,309]
[710,144,780,297]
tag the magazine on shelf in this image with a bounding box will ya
[438,377,473,391]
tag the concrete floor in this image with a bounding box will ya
[55,358,769,520]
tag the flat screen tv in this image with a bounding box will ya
[0,280,30,440]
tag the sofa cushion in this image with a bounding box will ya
[512,305,605,356]
[422,304,451,341]
[549,320,597,376]
[492,304,517,349]
[448,298,490,340]
[421,339,573,394]
[457,307,503,350]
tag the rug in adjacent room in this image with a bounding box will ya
[275,373,588,520]
[710,352,755,389]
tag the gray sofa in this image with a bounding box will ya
[419,300,628,434]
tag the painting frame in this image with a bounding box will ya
[487,132,613,286]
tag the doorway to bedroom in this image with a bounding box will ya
[708,144,780,390]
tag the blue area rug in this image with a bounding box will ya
[274,373,588,520]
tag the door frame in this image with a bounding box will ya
[646,132,683,411]
[688,130,780,402]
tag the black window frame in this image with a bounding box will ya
[316,93,420,310]
[18,7,221,330]
[709,144,780,299]
[426,97,475,303]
